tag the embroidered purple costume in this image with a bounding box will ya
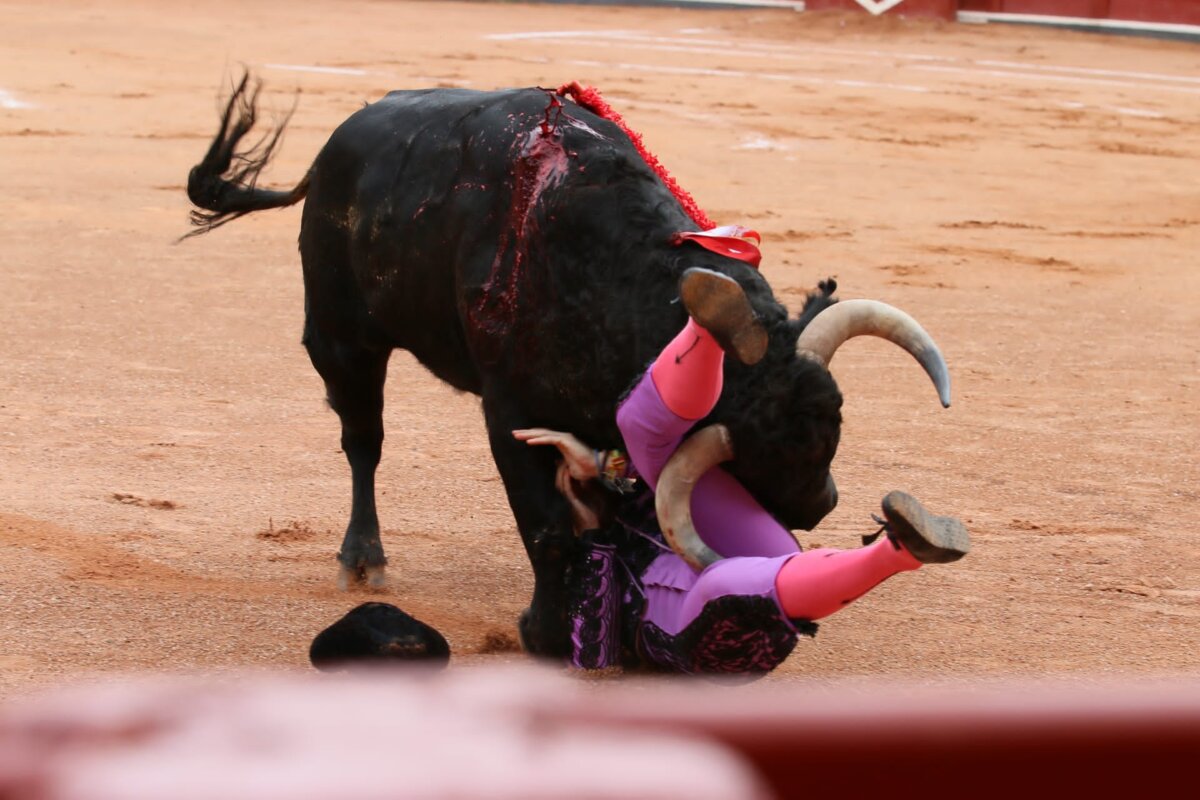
[567,371,814,677]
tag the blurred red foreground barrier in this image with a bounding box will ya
[2,667,1198,799]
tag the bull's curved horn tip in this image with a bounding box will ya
[925,353,951,408]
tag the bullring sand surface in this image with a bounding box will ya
[1,0,1197,695]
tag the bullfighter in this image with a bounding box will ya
[515,268,970,676]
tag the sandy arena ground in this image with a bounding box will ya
[1,0,1197,696]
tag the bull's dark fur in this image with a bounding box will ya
[186,76,843,657]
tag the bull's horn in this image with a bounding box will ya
[655,424,734,571]
[796,299,952,408]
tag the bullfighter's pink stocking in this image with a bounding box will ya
[774,538,922,621]
[650,318,725,420]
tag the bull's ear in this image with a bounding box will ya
[796,278,838,330]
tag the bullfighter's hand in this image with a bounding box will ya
[512,428,600,481]
[555,462,602,533]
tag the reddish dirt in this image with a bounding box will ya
[2,0,1197,697]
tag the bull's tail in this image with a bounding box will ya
[184,72,309,238]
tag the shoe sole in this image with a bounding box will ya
[881,491,971,564]
[679,268,768,365]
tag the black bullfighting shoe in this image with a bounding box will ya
[877,491,971,564]
[679,267,768,365]
[309,602,451,671]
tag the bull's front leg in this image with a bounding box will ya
[482,390,577,659]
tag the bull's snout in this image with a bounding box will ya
[819,473,838,517]
[790,472,838,532]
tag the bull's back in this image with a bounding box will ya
[299,89,556,392]
[300,87,696,434]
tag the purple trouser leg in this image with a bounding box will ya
[639,551,795,636]
[616,372,801,559]
[616,370,802,637]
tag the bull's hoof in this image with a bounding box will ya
[336,563,388,591]
[517,607,537,653]
[880,491,971,564]
[517,606,571,659]
[679,267,768,365]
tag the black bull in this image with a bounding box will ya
[186,77,946,657]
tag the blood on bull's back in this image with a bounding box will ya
[299,86,696,435]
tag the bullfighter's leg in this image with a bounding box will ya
[650,266,767,421]
[618,268,800,558]
[623,266,766,484]
[639,493,969,674]
[773,491,969,619]
[303,321,391,589]
[658,493,968,629]
[481,385,576,658]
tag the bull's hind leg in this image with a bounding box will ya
[303,321,391,589]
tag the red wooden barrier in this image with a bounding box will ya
[997,0,1110,17]
[1107,0,1200,24]
[811,0,1200,25]
[805,0,958,18]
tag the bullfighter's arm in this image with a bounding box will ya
[511,428,599,481]
[553,462,602,535]
[512,428,636,492]
[512,429,621,535]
